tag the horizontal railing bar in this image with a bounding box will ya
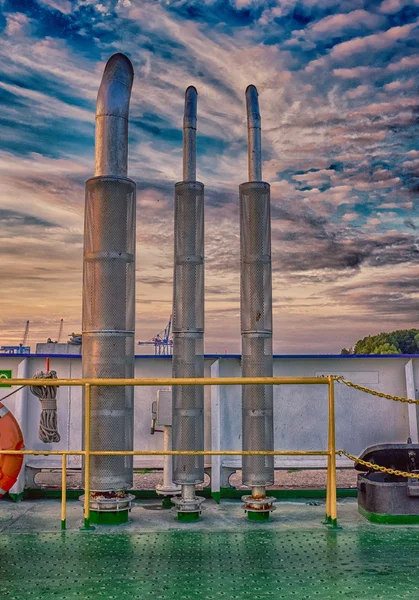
[0,376,329,387]
[0,450,329,456]
[0,450,85,455]
[92,450,330,456]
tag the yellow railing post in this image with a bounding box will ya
[326,379,331,522]
[326,376,338,527]
[61,454,66,530]
[82,383,94,530]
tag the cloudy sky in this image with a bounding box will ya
[0,0,418,353]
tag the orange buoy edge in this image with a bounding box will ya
[0,402,24,497]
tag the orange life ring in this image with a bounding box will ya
[0,402,24,497]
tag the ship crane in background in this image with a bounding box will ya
[22,320,29,347]
[46,319,64,344]
[138,316,173,355]
[57,319,64,343]
[0,320,30,355]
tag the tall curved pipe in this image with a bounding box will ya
[83,53,136,523]
[240,84,275,519]
[183,86,197,181]
[171,87,205,520]
[95,53,134,177]
[246,85,262,181]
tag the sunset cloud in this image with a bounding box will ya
[0,0,418,352]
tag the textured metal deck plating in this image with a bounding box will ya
[3,525,419,599]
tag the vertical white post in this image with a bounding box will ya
[405,359,419,442]
[163,426,173,489]
[9,358,29,499]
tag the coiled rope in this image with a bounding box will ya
[30,370,60,444]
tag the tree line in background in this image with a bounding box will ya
[341,329,419,355]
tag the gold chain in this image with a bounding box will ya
[338,450,419,480]
[333,377,419,477]
[332,375,419,405]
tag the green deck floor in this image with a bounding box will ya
[2,499,419,599]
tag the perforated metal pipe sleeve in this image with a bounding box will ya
[172,333,204,484]
[82,176,136,491]
[240,182,272,336]
[172,182,204,334]
[172,181,205,485]
[240,181,274,487]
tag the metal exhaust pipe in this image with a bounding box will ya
[183,86,197,181]
[246,85,262,181]
[171,86,205,521]
[95,53,133,177]
[82,53,136,525]
[240,85,275,520]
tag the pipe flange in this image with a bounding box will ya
[241,494,276,513]
[171,495,205,514]
[156,483,182,497]
[79,493,135,513]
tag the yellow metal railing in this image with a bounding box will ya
[0,376,337,529]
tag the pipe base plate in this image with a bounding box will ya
[242,494,276,519]
[79,493,135,519]
[171,494,204,519]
